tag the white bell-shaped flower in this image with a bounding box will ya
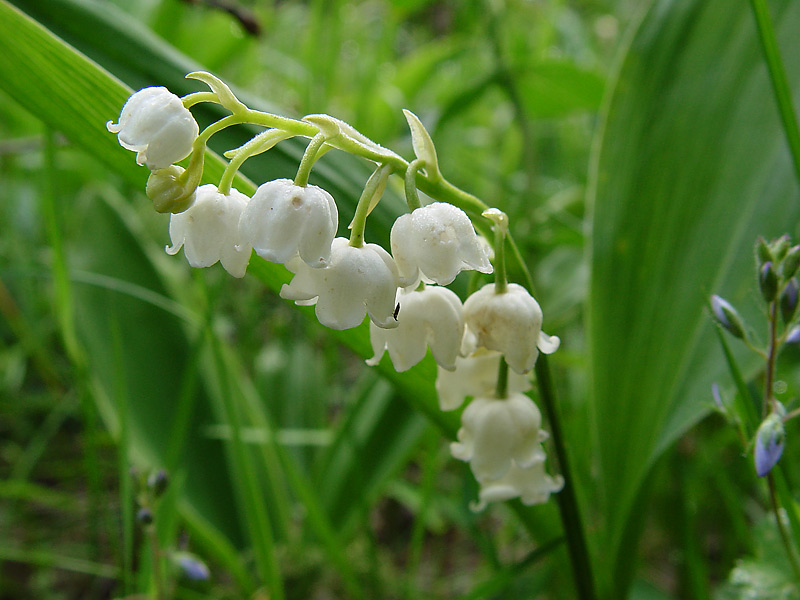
[239,179,338,268]
[435,348,531,412]
[463,283,560,374]
[367,285,464,372]
[450,392,547,483]
[391,202,492,286]
[474,461,564,511]
[280,237,400,330]
[166,184,251,278]
[107,87,199,170]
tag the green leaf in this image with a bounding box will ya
[586,0,800,596]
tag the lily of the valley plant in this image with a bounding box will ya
[108,72,563,510]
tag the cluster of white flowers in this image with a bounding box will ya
[110,82,564,511]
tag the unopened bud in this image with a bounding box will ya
[146,165,196,213]
[754,410,785,477]
[787,325,800,344]
[173,552,210,581]
[756,236,773,266]
[147,469,169,497]
[781,278,799,323]
[711,382,726,413]
[771,235,791,262]
[710,295,745,339]
[783,246,800,279]
[137,507,154,525]
[760,262,779,303]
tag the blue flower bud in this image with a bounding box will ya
[782,245,800,279]
[787,325,800,344]
[137,507,153,525]
[710,295,745,339]
[711,382,726,412]
[754,412,785,477]
[173,552,210,581]
[760,262,779,303]
[147,469,169,498]
[781,278,799,323]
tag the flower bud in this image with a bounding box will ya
[756,236,773,266]
[787,325,800,344]
[771,235,791,262]
[137,507,154,525]
[146,166,196,213]
[172,552,210,581]
[754,411,785,477]
[780,278,799,323]
[147,469,169,497]
[711,382,726,412]
[108,86,198,170]
[760,262,779,303]
[710,295,745,339]
[783,246,800,279]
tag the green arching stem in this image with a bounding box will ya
[176,115,242,194]
[495,356,509,399]
[404,159,425,211]
[493,221,508,294]
[219,129,293,195]
[748,0,800,191]
[181,91,219,108]
[198,114,240,145]
[349,163,393,248]
[294,132,328,187]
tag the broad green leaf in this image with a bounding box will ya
[586,0,800,596]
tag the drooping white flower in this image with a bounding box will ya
[239,179,338,268]
[391,202,492,286]
[280,237,400,330]
[435,348,531,412]
[367,285,464,372]
[463,283,560,374]
[473,461,564,511]
[166,184,251,277]
[107,87,199,170]
[450,392,547,483]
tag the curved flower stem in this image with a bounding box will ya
[764,300,779,416]
[534,355,597,600]
[218,129,293,195]
[493,222,508,295]
[404,159,425,211]
[349,163,393,248]
[181,91,219,108]
[495,356,509,399]
[294,132,328,187]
